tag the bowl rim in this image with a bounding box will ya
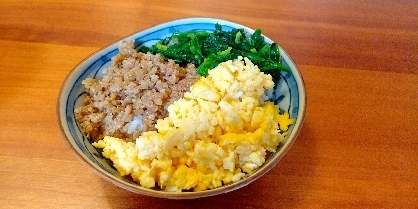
[56,17,306,199]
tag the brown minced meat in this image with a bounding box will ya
[74,40,200,142]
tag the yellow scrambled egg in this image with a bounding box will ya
[93,57,294,192]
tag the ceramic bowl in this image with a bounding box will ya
[57,17,306,199]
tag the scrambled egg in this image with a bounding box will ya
[93,57,294,192]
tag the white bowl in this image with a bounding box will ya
[57,17,306,199]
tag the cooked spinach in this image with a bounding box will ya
[138,24,290,82]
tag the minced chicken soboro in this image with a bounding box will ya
[74,40,200,142]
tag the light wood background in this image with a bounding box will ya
[0,0,417,208]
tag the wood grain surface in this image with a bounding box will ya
[0,0,417,208]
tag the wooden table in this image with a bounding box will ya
[1,0,417,208]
